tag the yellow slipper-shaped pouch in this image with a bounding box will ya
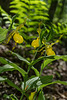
[13,33,23,43]
[31,38,39,48]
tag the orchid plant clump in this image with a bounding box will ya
[0,18,67,100]
[6,19,63,56]
[5,18,27,50]
[31,22,63,56]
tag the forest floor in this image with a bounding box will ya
[0,40,67,100]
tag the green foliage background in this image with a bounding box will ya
[0,0,67,100]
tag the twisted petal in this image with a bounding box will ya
[6,30,15,44]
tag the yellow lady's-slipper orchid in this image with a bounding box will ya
[13,33,23,43]
[6,31,24,50]
[43,34,63,56]
[31,21,63,56]
[31,37,39,48]
[45,45,55,56]
[6,17,27,45]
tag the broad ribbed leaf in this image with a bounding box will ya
[10,51,30,64]
[30,55,67,67]
[38,80,67,91]
[38,91,45,100]
[0,76,7,82]
[9,63,27,76]
[6,79,22,93]
[41,58,55,73]
[0,76,22,92]
[0,57,27,77]
[40,75,53,84]
[10,51,39,76]
[31,67,39,76]
[0,64,14,73]
[0,57,8,64]
[21,77,39,90]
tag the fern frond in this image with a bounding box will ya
[41,22,67,43]
[10,0,49,32]
[52,23,67,35]
[32,16,48,20]
[0,6,12,24]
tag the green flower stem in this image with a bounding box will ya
[20,92,24,100]
[32,44,43,62]
[27,44,44,74]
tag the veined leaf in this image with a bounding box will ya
[10,51,39,76]
[40,75,53,84]
[0,64,14,73]
[31,67,39,76]
[38,91,45,100]
[8,63,27,77]
[21,77,39,90]
[0,57,27,77]
[0,76,22,93]
[10,51,30,65]
[30,55,67,67]
[30,56,51,66]
[0,76,7,82]
[6,79,22,93]
[41,58,55,73]
[0,57,8,64]
[54,55,67,61]
[38,80,67,91]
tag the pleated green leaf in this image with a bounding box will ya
[38,80,67,91]
[9,51,39,76]
[38,91,45,100]
[0,76,7,82]
[0,57,27,77]
[0,76,22,92]
[30,55,67,67]
[0,64,14,73]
